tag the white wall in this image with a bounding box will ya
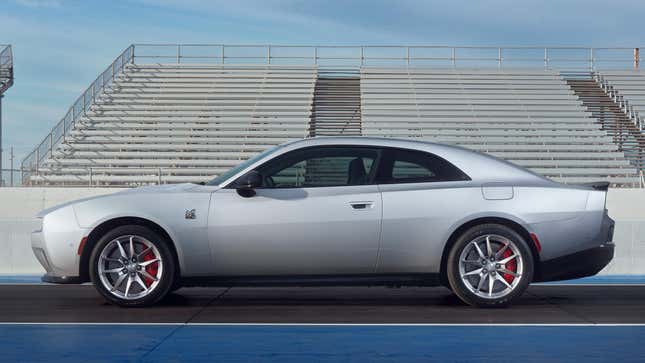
[0,187,644,275]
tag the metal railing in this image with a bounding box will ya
[132,44,645,70]
[20,45,134,185]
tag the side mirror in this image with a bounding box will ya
[235,171,262,198]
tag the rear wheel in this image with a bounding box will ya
[89,225,176,307]
[446,224,534,307]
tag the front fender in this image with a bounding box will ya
[72,192,212,276]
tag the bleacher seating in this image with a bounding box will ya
[30,64,317,185]
[360,67,640,185]
[24,57,643,187]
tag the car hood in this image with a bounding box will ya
[115,183,202,195]
[36,183,210,218]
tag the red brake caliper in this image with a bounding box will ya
[142,251,158,287]
[501,249,517,284]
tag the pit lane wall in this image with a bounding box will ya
[0,188,644,275]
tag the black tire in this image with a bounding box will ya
[89,225,176,307]
[446,223,534,307]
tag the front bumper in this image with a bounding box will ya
[31,206,89,284]
[536,242,615,282]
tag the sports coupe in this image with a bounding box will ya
[32,137,615,307]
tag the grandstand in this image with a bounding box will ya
[30,63,316,184]
[20,45,645,187]
[0,44,14,186]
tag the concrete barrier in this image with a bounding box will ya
[0,188,122,275]
[0,187,644,276]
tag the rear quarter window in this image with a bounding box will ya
[377,148,470,184]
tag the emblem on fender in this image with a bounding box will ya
[185,209,197,219]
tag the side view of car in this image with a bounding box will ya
[32,137,615,307]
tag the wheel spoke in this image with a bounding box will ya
[139,269,159,282]
[134,274,148,291]
[477,274,487,292]
[462,268,483,278]
[485,236,493,257]
[111,274,127,292]
[499,254,517,264]
[498,268,520,277]
[124,276,133,297]
[137,246,152,259]
[104,267,124,274]
[488,273,495,297]
[461,258,481,264]
[129,236,135,260]
[495,241,510,258]
[139,258,159,267]
[472,242,486,259]
[495,274,512,289]
[101,257,123,264]
[115,240,127,259]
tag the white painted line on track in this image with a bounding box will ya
[1,322,645,327]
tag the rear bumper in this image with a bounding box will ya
[536,242,615,282]
[536,210,615,282]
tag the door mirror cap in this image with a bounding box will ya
[235,171,262,197]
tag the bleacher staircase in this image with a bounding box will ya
[567,76,645,172]
[309,76,361,136]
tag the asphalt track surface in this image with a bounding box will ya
[2,284,645,362]
[1,284,644,324]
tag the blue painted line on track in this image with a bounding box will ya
[535,274,645,285]
[0,325,643,363]
[0,275,43,284]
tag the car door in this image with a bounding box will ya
[208,146,383,276]
[375,147,472,274]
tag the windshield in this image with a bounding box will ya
[206,145,282,186]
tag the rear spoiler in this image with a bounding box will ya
[581,181,610,191]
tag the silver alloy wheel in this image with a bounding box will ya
[458,234,523,299]
[97,235,164,300]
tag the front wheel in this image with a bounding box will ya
[446,224,534,307]
[89,225,176,307]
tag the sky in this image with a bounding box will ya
[1,0,645,178]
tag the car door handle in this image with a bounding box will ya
[349,201,374,210]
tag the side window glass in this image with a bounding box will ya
[377,148,469,184]
[392,160,434,179]
[258,147,378,188]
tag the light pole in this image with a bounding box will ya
[0,94,3,187]
[10,146,13,187]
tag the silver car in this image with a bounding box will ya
[31,137,615,307]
